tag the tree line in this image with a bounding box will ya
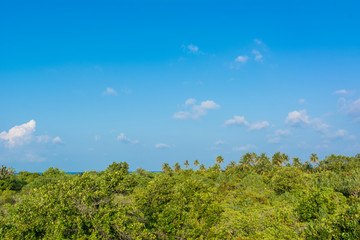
[0,152,360,239]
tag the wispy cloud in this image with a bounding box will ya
[102,87,118,96]
[285,109,330,133]
[225,116,269,131]
[235,56,249,63]
[338,97,360,121]
[233,144,256,151]
[215,139,225,145]
[334,89,348,95]
[155,143,174,149]
[252,50,263,62]
[298,98,307,104]
[249,121,269,131]
[52,136,64,144]
[173,99,220,120]
[182,44,200,54]
[117,133,139,144]
[254,39,262,45]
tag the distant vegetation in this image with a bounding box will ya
[1,153,360,239]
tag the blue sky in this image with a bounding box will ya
[1,0,360,172]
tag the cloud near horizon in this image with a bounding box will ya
[155,143,174,149]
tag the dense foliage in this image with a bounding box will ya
[1,153,360,239]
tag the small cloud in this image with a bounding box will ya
[252,50,263,62]
[233,144,256,151]
[268,137,281,143]
[341,98,360,120]
[185,98,196,105]
[275,129,291,136]
[102,87,118,96]
[225,116,249,127]
[298,98,307,104]
[173,99,220,120]
[117,133,139,144]
[94,135,101,141]
[0,120,36,147]
[215,139,225,145]
[249,121,269,131]
[311,118,330,133]
[52,136,64,144]
[235,56,249,63]
[225,116,269,131]
[285,110,311,126]
[182,44,200,54]
[254,39,262,45]
[36,135,51,143]
[334,89,348,95]
[120,88,132,95]
[155,143,174,149]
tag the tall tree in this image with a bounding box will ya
[174,162,181,172]
[239,153,253,170]
[215,155,224,166]
[310,153,319,165]
[184,160,190,169]
[162,163,171,172]
[193,160,200,169]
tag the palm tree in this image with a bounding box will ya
[174,162,181,172]
[184,160,190,169]
[162,163,171,172]
[216,155,224,166]
[193,159,200,170]
[200,164,206,171]
[292,157,302,167]
[310,153,319,165]
[239,153,253,170]
[271,152,289,166]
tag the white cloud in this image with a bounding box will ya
[312,118,330,133]
[252,50,263,62]
[225,116,249,127]
[94,135,101,141]
[334,89,348,95]
[185,98,196,105]
[102,87,118,96]
[155,143,174,149]
[233,144,256,151]
[275,129,291,136]
[215,139,225,145]
[52,136,64,144]
[346,98,360,119]
[173,99,220,120]
[0,120,36,147]
[254,39,262,45]
[249,121,269,131]
[225,116,269,131]
[117,133,139,144]
[235,56,249,63]
[268,137,281,143]
[298,98,307,104]
[285,110,311,126]
[285,110,330,133]
[186,44,199,54]
[36,135,51,143]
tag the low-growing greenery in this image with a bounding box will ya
[1,153,360,239]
